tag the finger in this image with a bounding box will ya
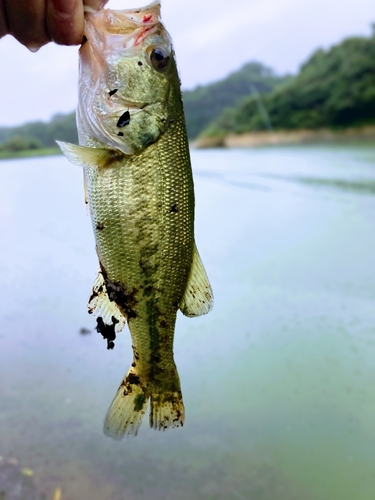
[84,0,108,10]
[0,0,8,39]
[4,0,49,49]
[46,0,84,45]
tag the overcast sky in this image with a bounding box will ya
[0,0,373,126]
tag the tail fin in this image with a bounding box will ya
[104,366,185,439]
[104,367,148,439]
[150,389,184,431]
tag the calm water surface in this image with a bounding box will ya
[1,145,375,499]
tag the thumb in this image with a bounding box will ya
[83,0,108,10]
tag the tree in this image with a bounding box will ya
[201,34,375,136]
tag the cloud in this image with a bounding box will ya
[173,0,297,51]
[0,36,79,126]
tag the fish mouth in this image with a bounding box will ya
[82,1,164,50]
[78,1,171,155]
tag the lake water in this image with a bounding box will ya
[1,145,375,500]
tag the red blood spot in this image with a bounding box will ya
[134,27,152,45]
[143,14,153,23]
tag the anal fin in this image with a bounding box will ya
[179,243,213,317]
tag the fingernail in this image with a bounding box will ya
[52,0,77,18]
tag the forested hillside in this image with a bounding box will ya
[0,62,286,155]
[2,30,374,157]
[183,62,288,138]
[0,112,77,154]
[202,34,375,137]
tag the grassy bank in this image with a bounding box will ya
[194,126,375,149]
[0,147,62,160]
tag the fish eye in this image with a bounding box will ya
[150,47,170,70]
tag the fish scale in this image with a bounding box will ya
[58,0,213,439]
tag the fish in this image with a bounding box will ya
[57,1,213,439]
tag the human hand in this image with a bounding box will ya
[0,0,108,50]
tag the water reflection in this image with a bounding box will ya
[298,177,375,194]
[194,169,271,192]
[262,174,375,195]
[0,145,375,499]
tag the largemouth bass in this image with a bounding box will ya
[58,1,213,439]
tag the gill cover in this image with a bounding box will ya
[78,1,175,154]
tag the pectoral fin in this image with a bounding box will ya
[180,243,213,317]
[57,141,124,168]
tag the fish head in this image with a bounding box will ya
[78,1,179,154]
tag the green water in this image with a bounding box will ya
[0,145,375,499]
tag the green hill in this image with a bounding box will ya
[0,112,77,153]
[2,32,375,156]
[0,62,286,156]
[202,34,375,137]
[183,62,289,139]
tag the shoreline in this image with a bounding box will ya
[0,147,61,160]
[193,126,375,149]
[1,128,375,160]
